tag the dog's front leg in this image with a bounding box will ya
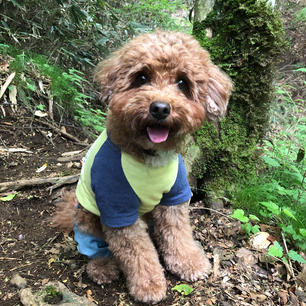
[103,218,167,304]
[153,202,211,281]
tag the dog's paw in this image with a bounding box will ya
[128,275,167,304]
[164,247,211,281]
[86,256,120,284]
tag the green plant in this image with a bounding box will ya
[0,0,191,72]
[295,7,306,22]
[1,43,105,133]
[268,241,306,264]
[232,208,306,265]
[231,209,260,235]
[43,286,63,304]
[171,284,194,296]
[233,78,306,253]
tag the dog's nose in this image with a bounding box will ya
[149,101,170,120]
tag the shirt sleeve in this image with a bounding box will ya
[91,138,140,228]
[159,155,192,206]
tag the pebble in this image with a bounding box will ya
[10,273,27,289]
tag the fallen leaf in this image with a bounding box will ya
[47,257,55,267]
[250,232,271,249]
[87,289,98,304]
[36,163,48,173]
[0,193,17,202]
[278,289,288,305]
[34,110,48,118]
[61,126,67,133]
[171,284,194,296]
[41,278,49,285]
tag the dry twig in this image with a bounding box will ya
[0,174,79,192]
[34,118,88,146]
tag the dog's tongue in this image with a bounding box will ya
[147,127,169,143]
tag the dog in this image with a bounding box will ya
[52,30,232,304]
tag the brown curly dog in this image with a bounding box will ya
[52,30,232,304]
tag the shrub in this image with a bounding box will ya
[233,76,306,253]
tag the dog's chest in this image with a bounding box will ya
[121,153,178,215]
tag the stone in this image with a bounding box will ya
[10,273,27,289]
[19,281,95,306]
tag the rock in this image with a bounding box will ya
[19,281,95,306]
[207,191,224,210]
[10,273,27,289]
[20,288,36,306]
[236,247,257,267]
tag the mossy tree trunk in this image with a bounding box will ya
[191,0,285,199]
[194,0,215,22]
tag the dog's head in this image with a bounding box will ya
[95,31,232,155]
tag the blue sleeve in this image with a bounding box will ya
[159,155,192,206]
[91,138,140,228]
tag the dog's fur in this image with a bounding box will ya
[52,30,232,304]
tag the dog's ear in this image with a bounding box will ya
[94,54,121,104]
[205,64,233,121]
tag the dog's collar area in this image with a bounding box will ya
[143,149,157,156]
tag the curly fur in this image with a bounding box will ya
[52,30,232,304]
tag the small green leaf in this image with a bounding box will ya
[268,241,283,258]
[296,67,306,73]
[36,104,45,111]
[260,201,281,215]
[231,209,249,223]
[262,156,281,167]
[0,193,17,202]
[172,284,194,296]
[249,214,260,221]
[282,207,297,221]
[251,224,260,234]
[288,250,306,264]
[299,229,306,237]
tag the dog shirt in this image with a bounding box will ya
[76,129,192,228]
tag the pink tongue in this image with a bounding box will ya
[147,127,169,143]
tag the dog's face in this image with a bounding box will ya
[95,31,232,154]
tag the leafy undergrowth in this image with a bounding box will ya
[0,44,106,135]
[231,0,306,278]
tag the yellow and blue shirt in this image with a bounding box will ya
[76,129,192,228]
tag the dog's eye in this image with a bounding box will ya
[132,73,149,88]
[177,77,191,97]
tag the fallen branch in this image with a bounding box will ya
[57,149,86,162]
[0,174,79,192]
[34,118,88,146]
[57,153,85,163]
[0,147,33,154]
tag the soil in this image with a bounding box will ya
[0,1,306,305]
[1,109,305,306]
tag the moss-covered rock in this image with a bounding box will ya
[192,0,285,196]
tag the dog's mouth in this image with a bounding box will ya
[146,126,170,143]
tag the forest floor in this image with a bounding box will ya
[0,2,306,306]
[0,113,305,306]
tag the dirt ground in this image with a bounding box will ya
[0,108,305,306]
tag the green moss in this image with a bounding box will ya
[43,286,63,304]
[192,0,285,194]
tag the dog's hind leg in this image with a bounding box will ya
[102,218,167,304]
[153,201,211,281]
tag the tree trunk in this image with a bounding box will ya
[194,0,215,23]
[191,0,285,201]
